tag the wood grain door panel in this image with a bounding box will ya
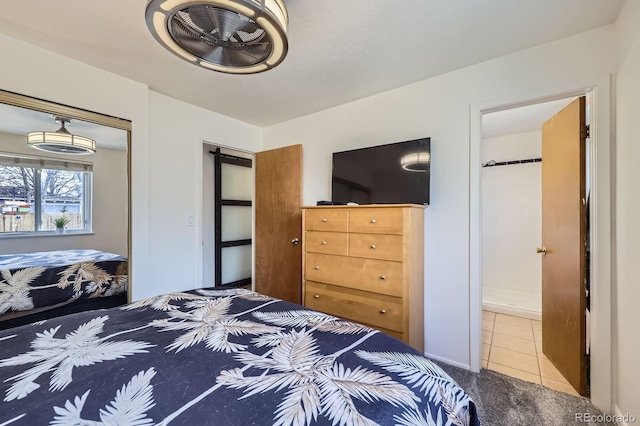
[541,97,587,396]
[255,144,302,304]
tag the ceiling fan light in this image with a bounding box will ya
[198,61,268,74]
[146,0,289,74]
[256,15,285,66]
[401,152,430,172]
[26,117,96,155]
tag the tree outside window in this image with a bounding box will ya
[0,160,92,234]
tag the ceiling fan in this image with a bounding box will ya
[145,0,288,74]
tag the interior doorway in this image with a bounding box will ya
[479,95,590,396]
[202,143,254,288]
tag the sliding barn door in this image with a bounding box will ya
[211,148,253,287]
[254,145,302,303]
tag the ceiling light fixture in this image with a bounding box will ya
[27,116,96,155]
[145,0,289,74]
[401,152,430,172]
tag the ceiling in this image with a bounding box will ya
[482,97,576,139]
[0,1,624,127]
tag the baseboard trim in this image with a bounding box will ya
[482,302,542,320]
[424,352,471,371]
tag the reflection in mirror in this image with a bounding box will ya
[0,90,130,330]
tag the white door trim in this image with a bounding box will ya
[468,75,612,413]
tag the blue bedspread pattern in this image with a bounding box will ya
[0,288,480,425]
[0,250,128,315]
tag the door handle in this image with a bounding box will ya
[536,247,547,255]
[292,238,300,245]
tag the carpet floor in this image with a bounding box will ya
[438,363,616,426]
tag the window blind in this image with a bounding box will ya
[0,152,92,172]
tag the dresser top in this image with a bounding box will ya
[301,204,426,209]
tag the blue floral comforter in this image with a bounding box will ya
[0,288,480,425]
[0,250,128,316]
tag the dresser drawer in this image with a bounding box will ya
[305,231,348,256]
[349,233,403,261]
[304,281,402,332]
[359,322,404,341]
[305,209,348,232]
[349,208,404,235]
[305,253,402,297]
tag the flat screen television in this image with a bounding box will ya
[331,137,430,205]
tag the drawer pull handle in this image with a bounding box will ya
[314,294,320,299]
[321,218,328,222]
[321,241,327,245]
[370,244,376,249]
[314,266,320,270]
[380,275,386,280]
[370,219,377,224]
[380,309,386,315]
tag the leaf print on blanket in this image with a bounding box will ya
[0,316,153,402]
[355,351,474,425]
[57,262,111,293]
[217,329,419,426]
[103,261,128,297]
[51,368,156,426]
[0,267,45,313]
[253,310,372,335]
[122,292,211,311]
[151,296,281,353]
[197,287,276,302]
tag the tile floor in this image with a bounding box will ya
[482,310,580,396]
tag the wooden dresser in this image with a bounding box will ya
[301,205,425,352]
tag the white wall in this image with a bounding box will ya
[263,26,616,369]
[614,0,640,420]
[482,131,542,315]
[0,33,149,302]
[0,131,128,256]
[0,34,262,304]
[146,91,261,299]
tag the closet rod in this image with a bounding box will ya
[482,157,542,168]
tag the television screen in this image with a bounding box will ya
[331,138,430,205]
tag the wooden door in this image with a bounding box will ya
[541,97,587,395]
[254,144,302,303]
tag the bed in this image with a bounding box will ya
[0,249,128,330]
[0,288,480,425]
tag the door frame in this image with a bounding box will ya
[469,75,612,412]
[196,138,257,291]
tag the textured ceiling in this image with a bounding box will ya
[482,98,577,139]
[0,0,625,126]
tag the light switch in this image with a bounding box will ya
[187,215,195,226]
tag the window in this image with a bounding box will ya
[0,153,92,235]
